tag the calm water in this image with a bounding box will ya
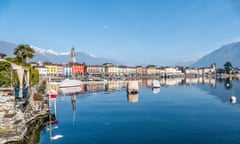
[39,79,240,144]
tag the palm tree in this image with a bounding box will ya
[224,61,233,74]
[14,44,35,65]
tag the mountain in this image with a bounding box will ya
[0,40,121,65]
[0,40,17,57]
[192,41,240,68]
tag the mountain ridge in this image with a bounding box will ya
[1,40,240,67]
[0,40,121,65]
[192,41,240,68]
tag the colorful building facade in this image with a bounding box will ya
[70,63,84,76]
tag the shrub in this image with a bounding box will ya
[33,93,43,101]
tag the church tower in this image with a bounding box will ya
[70,47,76,63]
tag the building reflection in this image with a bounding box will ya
[50,77,219,106]
[58,86,81,125]
[50,77,218,94]
[184,77,216,87]
[105,81,127,92]
[161,78,183,86]
[141,77,216,87]
[84,83,106,92]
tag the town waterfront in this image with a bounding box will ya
[38,79,240,144]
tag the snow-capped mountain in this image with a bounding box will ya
[0,40,121,65]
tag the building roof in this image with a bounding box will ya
[0,53,7,58]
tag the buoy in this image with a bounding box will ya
[230,96,237,104]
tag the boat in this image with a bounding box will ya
[59,79,82,88]
[59,86,82,94]
[127,81,139,94]
[47,89,58,99]
[152,80,160,88]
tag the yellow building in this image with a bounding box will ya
[45,64,58,76]
[146,65,157,75]
[103,63,118,76]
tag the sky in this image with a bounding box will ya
[0,0,240,66]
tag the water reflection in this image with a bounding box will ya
[224,78,232,89]
[152,88,161,94]
[70,94,76,111]
[48,96,61,141]
[50,77,221,93]
[70,93,77,125]
[38,78,240,143]
[50,77,239,106]
[127,93,139,103]
[198,78,239,105]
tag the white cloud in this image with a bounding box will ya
[88,53,99,58]
[60,52,70,55]
[31,45,60,56]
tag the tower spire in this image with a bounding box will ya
[70,46,76,63]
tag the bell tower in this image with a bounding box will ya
[70,47,76,63]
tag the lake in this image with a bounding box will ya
[39,78,240,144]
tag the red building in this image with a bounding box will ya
[70,63,85,76]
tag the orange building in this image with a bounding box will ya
[70,62,85,76]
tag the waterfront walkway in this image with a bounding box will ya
[0,88,49,143]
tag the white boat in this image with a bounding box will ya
[59,79,82,88]
[127,81,139,94]
[59,86,82,94]
[152,80,160,88]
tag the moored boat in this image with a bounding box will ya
[59,86,82,94]
[152,80,160,88]
[47,89,58,99]
[59,79,82,88]
[127,81,139,94]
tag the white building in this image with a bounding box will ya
[64,65,72,77]
[35,66,48,77]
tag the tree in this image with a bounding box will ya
[5,57,18,64]
[14,44,35,65]
[224,61,233,74]
[38,80,46,94]
[27,66,39,85]
[0,61,11,87]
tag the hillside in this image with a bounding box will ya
[0,40,17,57]
[192,42,240,68]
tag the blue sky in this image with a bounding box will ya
[0,0,240,66]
